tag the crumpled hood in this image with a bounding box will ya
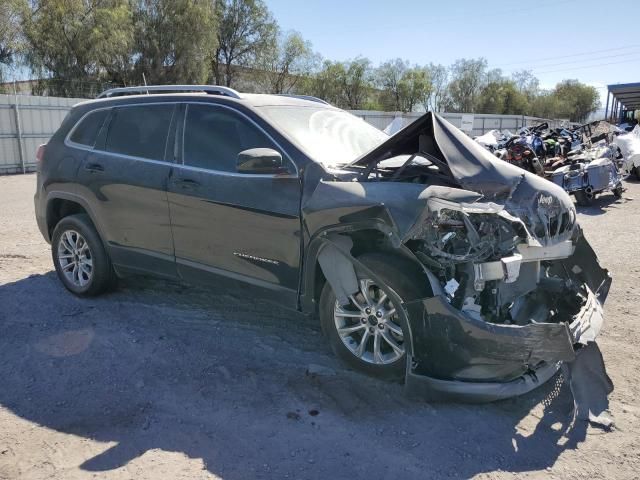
[347,112,576,245]
[351,112,536,199]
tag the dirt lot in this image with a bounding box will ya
[0,173,639,480]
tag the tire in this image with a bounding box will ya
[613,184,623,198]
[574,190,594,207]
[635,166,640,180]
[319,252,429,380]
[51,214,115,297]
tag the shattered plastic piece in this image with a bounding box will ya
[461,297,483,322]
[562,342,614,428]
[383,116,405,135]
[444,278,459,296]
[317,236,358,306]
[501,254,522,283]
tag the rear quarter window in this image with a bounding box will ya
[105,104,174,161]
[69,109,109,147]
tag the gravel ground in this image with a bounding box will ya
[0,173,639,480]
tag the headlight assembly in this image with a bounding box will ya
[420,207,522,263]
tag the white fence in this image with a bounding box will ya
[0,95,84,174]
[0,94,574,174]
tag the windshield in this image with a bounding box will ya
[256,106,388,167]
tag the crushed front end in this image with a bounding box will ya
[402,181,611,403]
[326,112,613,410]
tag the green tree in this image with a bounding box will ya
[338,57,373,109]
[397,67,431,112]
[212,0,278,87]
[476,81,505,114]
[512,69,539,99]
[22,0,134,96]
[447,58,488,112]
[0,0,26,84]
[300,59,345,106]
[132,0,217,85]
[552,79,600,122]
[256,30,315,94]
[529,90,559,118]
[375,58,408,111]
[476,80,529,115]
[299,57,374,109]
[486,67,503,84]
[425,63,449,112]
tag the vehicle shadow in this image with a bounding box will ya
[575,192,633,216]
[0,272,591,479]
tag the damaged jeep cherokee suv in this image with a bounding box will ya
[35,85,611,403]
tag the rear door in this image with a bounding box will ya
[167,102,301,305]
[74,103,178,277]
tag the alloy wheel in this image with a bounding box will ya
[333,279,405,365]
[57,230,93,287]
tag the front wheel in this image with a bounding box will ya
[319,252,428,379]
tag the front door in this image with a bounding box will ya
[167,103,301,305]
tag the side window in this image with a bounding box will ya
[183,104,282,172]
[69,109,109,147]
[105,104,174,161]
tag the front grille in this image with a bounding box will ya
[514,194,576,246]
[530,205,575,244]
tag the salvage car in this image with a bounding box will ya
[34,85,612,403]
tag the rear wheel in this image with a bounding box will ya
[635,165,640,180]
[613,184,623,198]
[51,214,115,296]
[319,252,428,379]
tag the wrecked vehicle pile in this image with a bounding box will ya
[543,121,629,206]
[476,120,630,206]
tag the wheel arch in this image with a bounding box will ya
[46,192,105,242]
[300,223,433,315]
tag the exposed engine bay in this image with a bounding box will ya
[406,197,586,329]
[333,118,593,334]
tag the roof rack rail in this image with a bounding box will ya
[97,85,242,99]
[274,94,330,105]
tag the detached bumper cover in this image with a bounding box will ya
[404,234,611,403]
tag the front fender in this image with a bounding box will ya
[302,179,482,242]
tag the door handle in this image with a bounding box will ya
[174,178,200,189]
[85,162,104,172]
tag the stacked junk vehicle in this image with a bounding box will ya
[475,121,640,206]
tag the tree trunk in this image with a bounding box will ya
[225,62,233,87]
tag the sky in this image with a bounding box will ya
[266,0,640,108]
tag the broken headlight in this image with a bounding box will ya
[420,207,523,263]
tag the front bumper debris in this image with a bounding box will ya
[404,234,611,403]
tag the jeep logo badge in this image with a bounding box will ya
[537,194,554,207]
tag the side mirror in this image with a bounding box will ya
[236,148,287,174]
